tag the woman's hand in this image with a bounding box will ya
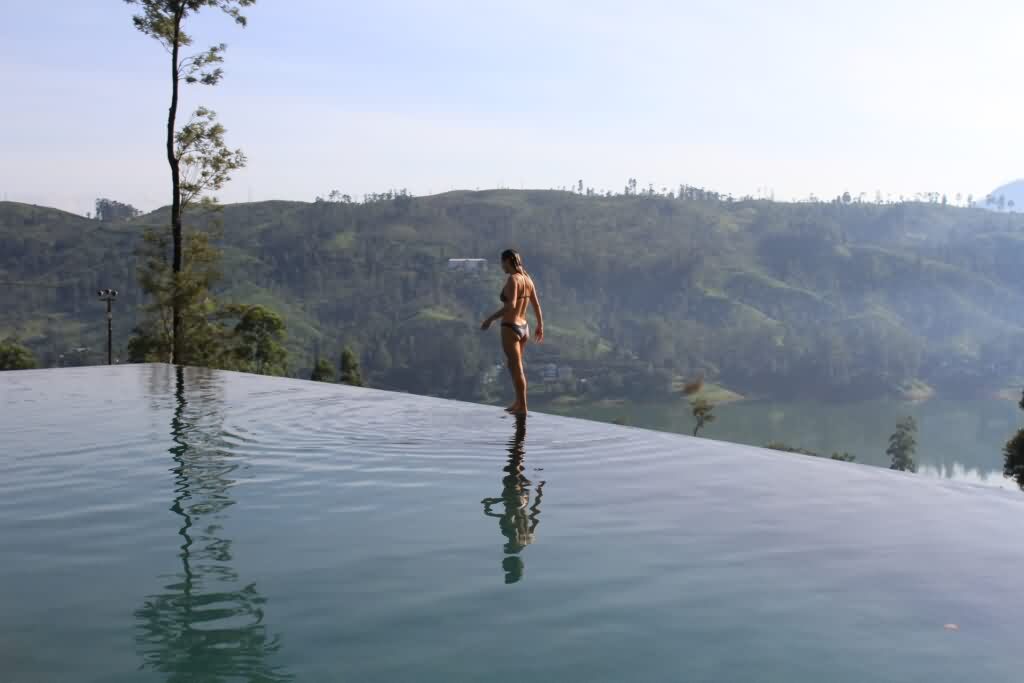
[535,324,544,343]
[481,317,493,331]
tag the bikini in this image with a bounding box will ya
[499,291,530,341]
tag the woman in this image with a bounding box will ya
[481,249,544,415]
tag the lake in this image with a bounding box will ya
[536,396,1023,489]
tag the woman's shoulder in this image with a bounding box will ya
[506,272,534,293]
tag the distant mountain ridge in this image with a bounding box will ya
[4,191,1024,401]
[983,180,1024,212]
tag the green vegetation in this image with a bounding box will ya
[339,347,364,387]
[221,304,287,375]
[0,338,37,370]
[1003,390,1024,489]
[1003,430,1024,489]
[766,442,856,462]
[128,222,222,365]
[94,198,141,223]
[310,359,335,382]
[690,397,715,436]
[120,1,292,377]
[128,223,290,376]
[887,416,918,472]
[6,189,1024,403]
[125,0,252,363]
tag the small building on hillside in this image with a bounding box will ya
[57,347,95,367]
[541,364,574,383]
[447,258,488,272]
[541,364,557,382]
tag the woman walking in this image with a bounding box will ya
[481,249,544,415]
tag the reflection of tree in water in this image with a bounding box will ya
[135,366,291,682]
[481,415,546,584]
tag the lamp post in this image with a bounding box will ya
[97,289,118,365]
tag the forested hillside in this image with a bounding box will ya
[4,190,1024,402]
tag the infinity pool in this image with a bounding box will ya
[1,364,1021,682]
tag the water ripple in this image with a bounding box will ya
[4,365,1024,683]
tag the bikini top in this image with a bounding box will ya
[500,274,528,303]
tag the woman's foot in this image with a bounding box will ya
[508,403,527,415]
[505,403,518,413]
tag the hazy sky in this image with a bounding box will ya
[3,0,1023,215]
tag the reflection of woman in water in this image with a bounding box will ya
[481,415,545,584]
[480,249,544,415]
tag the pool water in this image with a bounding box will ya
[1,364,1022,682]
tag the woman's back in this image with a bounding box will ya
[503,273,533,322]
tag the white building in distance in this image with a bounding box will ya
[447,258,488,272]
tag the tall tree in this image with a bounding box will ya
[128,221,224,365]
[125,0,254,363]
[887,416,918,472]
[339,347,364,387]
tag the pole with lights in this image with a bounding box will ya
[97,289,118,365]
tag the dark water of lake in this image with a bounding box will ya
[537,396,1023,489]
[2,364,1023,682]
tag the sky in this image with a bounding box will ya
[2,0,1024,216]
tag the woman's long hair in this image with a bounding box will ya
[501,249,528,276]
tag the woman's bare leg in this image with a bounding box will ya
[502,328,527,414]
[504,339,518,412]
[518,337,529,413]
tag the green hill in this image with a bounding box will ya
[4,191,1024,402]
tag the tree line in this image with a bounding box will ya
[533,177,1012,211]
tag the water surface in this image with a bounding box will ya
[2,364,1023,682]
[538,396,1023,487]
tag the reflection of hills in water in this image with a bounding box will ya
[482,415,546,584]
[135,366,291,682]
[552,397,1022,486]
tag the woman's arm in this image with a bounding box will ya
[480,276,517,329]
[529,285,544,342]
[481,305,504,329]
